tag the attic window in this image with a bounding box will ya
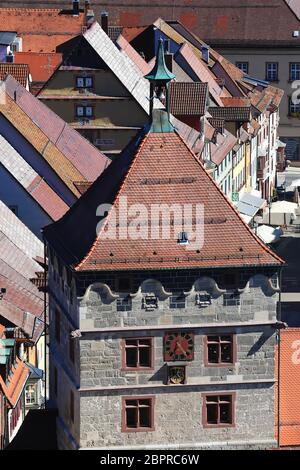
[142,294,158,311]
[196,293,212,307]
[76,76,93,88]
[177,232,189,245]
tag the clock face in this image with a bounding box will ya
[164,332,194,361]
[169,366,185,384]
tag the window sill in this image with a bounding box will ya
[202,423,235,429]
[122,427,155,433]
[204,363,236,368]
[121,367,154,372]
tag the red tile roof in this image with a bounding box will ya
[122,26,148,43]
[73,181,93,195]
[0,357,29,408]
[3,75,110,184]
[178,43,226,106]
[14,52,62,83]
[44,114,283,271]
[27,176,70,220]
[0,63,30,88]
[4,2,299,45]
[221,97,251,107]
[116,34,151,75]
[0,8,85,52]
[208,106,251,122]
[276,328,300,446]
[210,130,237,166]
[169,82,208,116]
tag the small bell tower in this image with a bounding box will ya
[144,38,176,118]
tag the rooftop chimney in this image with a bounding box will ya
[85,8,95,27]
[201,44,210,64]
[101,11,108,34]
[73,0,80,16]
[6,51,14,63]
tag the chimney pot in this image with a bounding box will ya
[73,0,80,16]
[84,0,90,13]
[6,51,14,63]
[101,11,109,34]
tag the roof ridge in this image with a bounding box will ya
[0,8,66,12]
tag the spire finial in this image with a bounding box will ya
[144,38,175,84]
[145,38,175,119]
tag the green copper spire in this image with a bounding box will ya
[144,39,176,83]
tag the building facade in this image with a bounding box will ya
[44,81,284,449]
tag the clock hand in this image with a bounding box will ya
[176,341,187,356]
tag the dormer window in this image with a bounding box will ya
[76,105,93,118]
[142,294,158,311]
[76,76,93,89]
[178,232,189,245]
[196,293,212,307]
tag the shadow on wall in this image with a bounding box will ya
[247,331,273,357]
[6,409,58,450]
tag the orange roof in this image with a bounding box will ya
[0,8,85,52]
[122,26,148,43]
[0,324,4,338]
[0,357,29,408]
[276,329,300,446]
[0,63,29,88]
[221,97,251,107]
[44,111,283,271]
[116,34,151,75]
[14,52,62,83]
[0,93,84,198]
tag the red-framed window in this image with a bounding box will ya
[204,334,236,366]
[122,338,154,370]
[202,393,235,427]
[122,396,155,432]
